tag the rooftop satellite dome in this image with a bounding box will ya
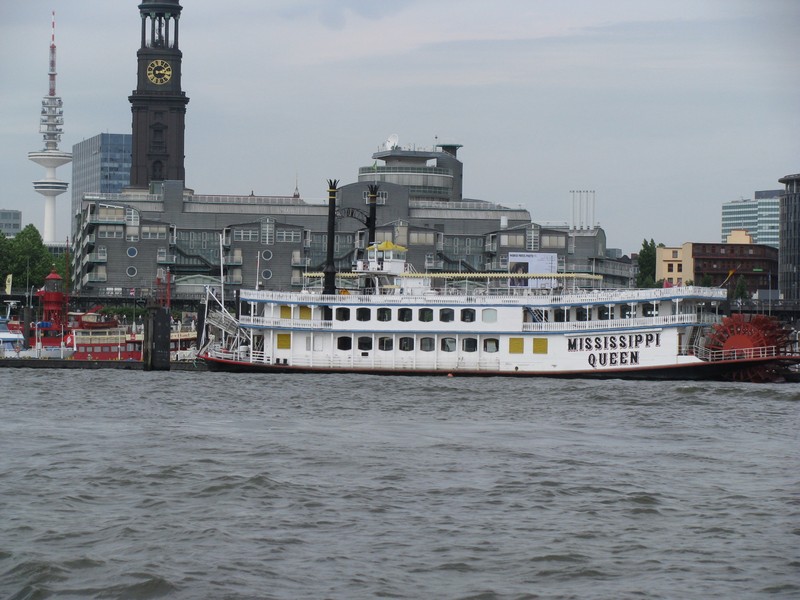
[384,134,399,151]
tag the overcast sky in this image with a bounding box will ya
[1,0,798,254]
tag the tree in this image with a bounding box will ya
[733,275,749,301]
[0,233,11,286]
[636,238,657,287]
[1,225,55,292]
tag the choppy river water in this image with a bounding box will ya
[1,370,798,599]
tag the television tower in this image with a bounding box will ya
[28,11,71,244]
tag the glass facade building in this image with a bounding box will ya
[779,174,800,300]
[71,133,132,236]
[0,209,22,237]
[720,190,781,249]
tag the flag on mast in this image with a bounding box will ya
[4,274,11,295]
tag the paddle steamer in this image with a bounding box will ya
[201,242,798,381]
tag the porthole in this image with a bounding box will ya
[127,247,138,258]
[126,266,137,277]
[261,250,273,261]
[262,269,273,280]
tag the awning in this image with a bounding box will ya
[366,241,407,252]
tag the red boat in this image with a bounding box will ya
[8,270,196,361]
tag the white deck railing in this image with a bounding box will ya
[236,312,716,333]
[522,313,717,332]
[690,344,780,362]
[239,286,727,307]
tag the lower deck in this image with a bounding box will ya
[207,325,710,375]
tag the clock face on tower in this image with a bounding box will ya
[146,59,173,85]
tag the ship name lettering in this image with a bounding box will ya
[587,351,640,368]
[568,333,660,353]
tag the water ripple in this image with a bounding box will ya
[0,371,797,599]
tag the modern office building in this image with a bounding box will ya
[657,231,778,295]
[70,0,634,299]
[71,133,132,237]
[720,190,781,248]
[779,172,800,300]
[0,210,22,238]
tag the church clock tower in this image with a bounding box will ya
[128,0,189,189]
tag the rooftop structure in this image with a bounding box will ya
[358,136,463,203]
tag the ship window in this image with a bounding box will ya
[357,308,371,321]
[280,305,292,319]
[553,308,569,322]
[532,338,548,354]
[336,307,350,321]
[441,337,456,352]
[420,337,435,352]
[127,247,138,258]
[399,337,414,351]
[277,334,291,350]
[398,308,412,322]
[378,337,393,351]
[484,338,499,353]
[299,306,312,320]
[126,267,137,277]
[620,305,632,318]
[377,308,392,322]
[643,302,658,317]
[509,338,524,354]
[419,308,433,322]
[337,336,352,351]
[482,308,497,323]
[597,306,614,320]
[439,308,454,322]
[357,336,372,351]
[462,338,478,352]
[575,307,590,321]
[461,309,476,323]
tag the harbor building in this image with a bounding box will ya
[779,172,800,300]
[720,190,781,249]
[71,133,132,238]
[656,231,778,295]
[70,0,635,299]
[0,210,22,238]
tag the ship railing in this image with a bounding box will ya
[239,315,333,330]
[239,286,727,306]
[542,286,727,305]
[691,344,780,362]
[522,313,710,332]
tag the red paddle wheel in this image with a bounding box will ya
[705,314,791,382]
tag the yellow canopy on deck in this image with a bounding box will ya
[366,241,407,252]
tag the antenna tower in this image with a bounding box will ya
[28,10,72,244]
